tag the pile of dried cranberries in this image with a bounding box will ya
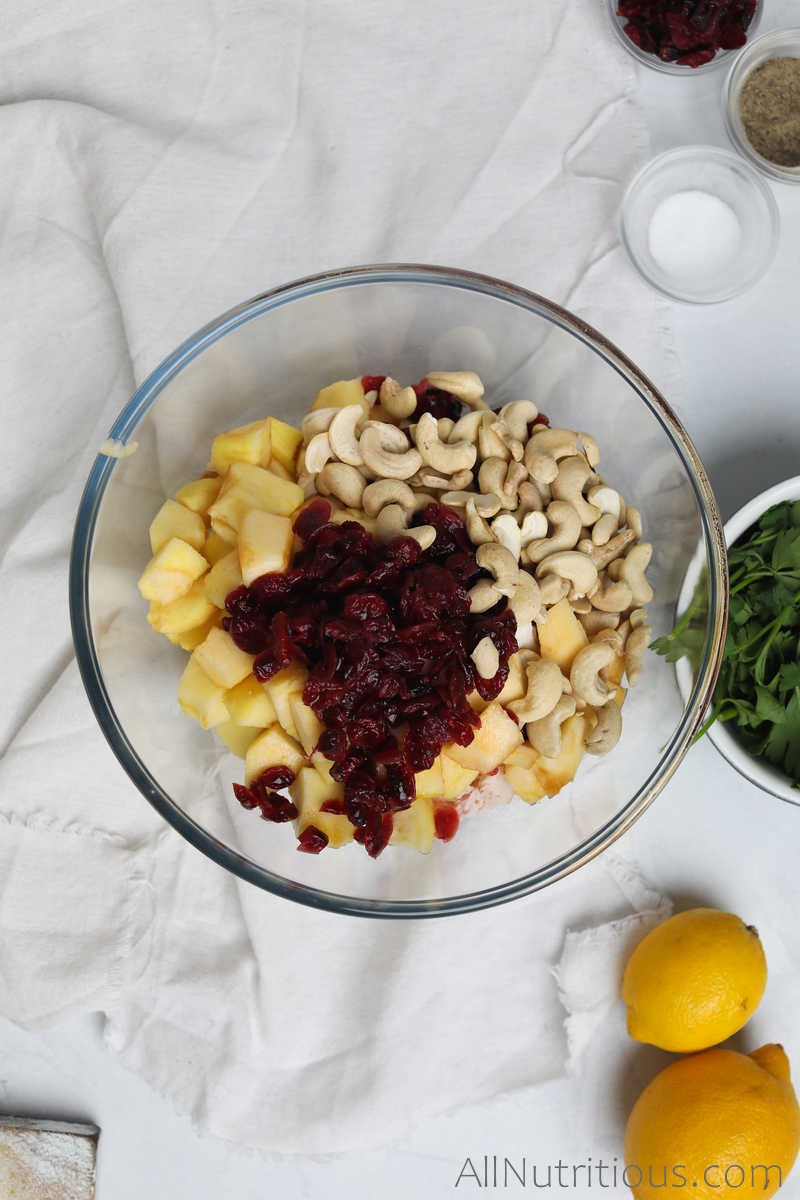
[617,0,756,67]
[224,502,518,856]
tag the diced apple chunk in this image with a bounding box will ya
[204,530,233,564]
[289,767,352,848]
[264,662,309,740]
[138,537,209,604]
[414,757,445,801]
[311,753,337,787]
[177,657,229,729]
[445,702,522,773]
[504,745,547,804]
[311,377,366,412]
[536,597,589,672]
[245,724,305,784]
[149,499,207,555]
[531,713,587,796]
[210,419,271,474]
[267,417,303,474]
[204,550,243,609]
[148,579,216,636]
[439,754,478,800]
[192,627,255,689]
[171,613,221,651]
[174,475,221,514]
[266,460,292,481]
[238,509,294,585]
[216,720,259,758]
[468,652,527,713]
[391,795,435,853]
[208,463,304,540]
[288,695,324,756]
[224,676,277,727]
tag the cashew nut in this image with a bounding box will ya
[379,377,417,420]
[523,428,578,484]
[624,624,651,685]
[476,542,519,597]
[406,525,437,552]
[579,527,637,571]
[508,570,544,624]
[316,462,366,508]
[374,503,409,543]
[478,412,511,462]
[414,467,474,491]
[585,701,622,756]
[579,432,600,468]
[304,431,334,474]
[426,370,486,407]
[535,550,598,600]
[524,500,582,565]
[579,610,621,636]
[551,456,601,526]
[362,479,417,517]
[469,579,503,612]
[464,498,496,546]
[471,636,500,680]
[328,405,365,467]
[359,424,422,480]
[414,411,477,475]
[511,658,569,724]
[491,513,522,561]
[519,509,548,546]
[626,506,643,539]
[590,578,633,613]
[441,491,501,517]
[498,400,539,442]
[438,417,455,440]
[570,642,616,707]
[301,407,339,439]
[517,480,547,515]
[539,573,570,607]
[608,543,653,607]
[478,457,527,509]
[448,410,483,444]
[591,513,619,547]
[526,694,577,758]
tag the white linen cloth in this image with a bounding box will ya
[0,0,675,1153]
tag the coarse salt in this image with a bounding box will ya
[648,190,742,281]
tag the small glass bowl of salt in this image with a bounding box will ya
[620,145,779,303]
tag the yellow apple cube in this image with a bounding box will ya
[536,597,589,672]
[216,720,259,758]
[311,753,338,787]
[171,613,222,651]
[289,767,353,848]
[224,676,277,727]
[439,754,478,800]
[148,580,217,637]
[288,695,324,756]
[245,724,305,784]
[267,417,303,474]
[204,550,243,610]
[174,475,221,514]
[238,509,294,586]
[468,652,527,713]
[192,627,255,689]
[504,745,547,804]
[312,377,366,412]
[204,529,233,564]
[210,419,271,474]
[391,795,435,853]
[208,463,304,540]
[445,702,522,773]
[414,757,445,801]
[264,662,308,740]
[149,499,207,555]
[531,713,587,796]
[177,657,229,729]
[266,459,292,481]
[138,537,209,604]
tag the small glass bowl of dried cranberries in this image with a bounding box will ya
[606,0,762,74]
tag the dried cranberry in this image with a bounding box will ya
[320,799,346,815]
[361,375,386,394]
[434,804,460,841]
[297,826,329,853]
[293,498,332,540]
[616,0,754,65]
[258,766,296,789]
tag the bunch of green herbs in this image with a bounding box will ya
[652,499,800,787]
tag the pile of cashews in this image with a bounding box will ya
[299,371,652,761]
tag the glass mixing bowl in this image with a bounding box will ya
[70,265,728,917]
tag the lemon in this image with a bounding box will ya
[622,908,767,1052]
[624,1045,800,1199]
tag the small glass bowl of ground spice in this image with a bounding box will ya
[607,0,762,74]
[725,28,800,182]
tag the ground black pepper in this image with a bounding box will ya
[739,57,800,168]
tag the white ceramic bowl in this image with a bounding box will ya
[678,476,800,805]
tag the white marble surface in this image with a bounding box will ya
[4,11,800,1199]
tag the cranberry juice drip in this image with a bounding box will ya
[224,500,518,856]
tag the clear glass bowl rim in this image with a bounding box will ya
[723,27,800,183]
[605,0,763,75]
[69,263,729,919]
